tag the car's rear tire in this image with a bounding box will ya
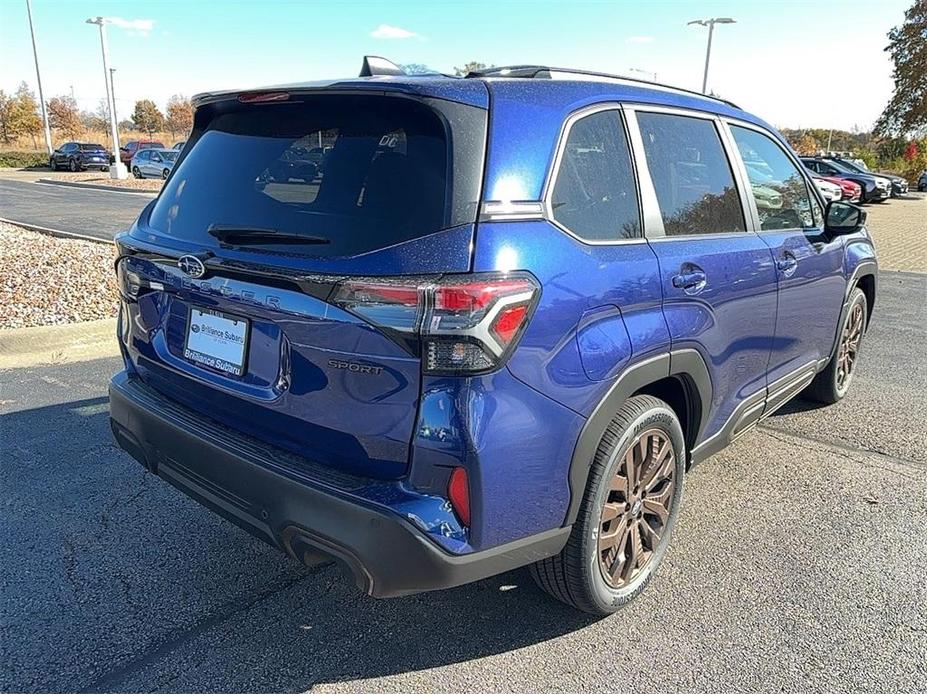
[132,166,142,179]
[531,394,685,615]
[806,287,867,404]
[69,158,79,172]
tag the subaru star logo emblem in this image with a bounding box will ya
[178,255,206,279]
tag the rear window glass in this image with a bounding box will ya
[80,144,104,150]
[148,95,485,256]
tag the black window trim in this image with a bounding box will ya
[720,116,827,234]
[541,102,647,246]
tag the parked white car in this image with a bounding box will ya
[811,174,843,203]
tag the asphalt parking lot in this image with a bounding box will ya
[1,183,926,693]
[0,175,150,242]
[2,286,926,692]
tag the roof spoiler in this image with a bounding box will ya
[359,56,405,77]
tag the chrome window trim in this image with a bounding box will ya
[478,201,545,222]
[720,117,828,233]
[540,102,647,246]
[627,104,751,240]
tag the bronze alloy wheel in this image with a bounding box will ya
[836,301,864,391]
[598,428,676,588]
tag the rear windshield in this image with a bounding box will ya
[148,94,486,256]
[80,144,104,151]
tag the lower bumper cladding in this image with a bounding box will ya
[108,371,569,597]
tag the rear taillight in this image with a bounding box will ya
[332,273,539,375]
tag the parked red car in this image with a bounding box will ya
[822,175,862,203]
[119,140,165,166]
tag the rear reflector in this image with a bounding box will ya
[332,273,540,375]
[447,467,471,526]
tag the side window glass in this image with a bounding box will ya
[636,112,745,236]
[730,125,816,230]
[550,109,641,241]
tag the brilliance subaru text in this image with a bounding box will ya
[109,58,877,614]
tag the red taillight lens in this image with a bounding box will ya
[332,273,539,375]
[338,282,420,307]
[434,279,536,313]
[447,467,471,526]
[491,303,529,345]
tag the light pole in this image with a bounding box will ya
[86,16,127,178]
[25,0,53,156]
[109,67,118,125]
[687,17,736,94]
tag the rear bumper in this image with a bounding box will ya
[108,371,568,597]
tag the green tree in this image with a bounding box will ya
[132,99,164,137]
[453,61,493,77]
[0,90,11,143]
[47,95,82,139]
[875,0,927,136]
[164,95,193,138]
[400,63,433,75]
[7,82,42,148]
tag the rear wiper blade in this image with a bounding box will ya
[208,225,330,245]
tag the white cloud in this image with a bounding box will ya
[105,17,155,37]
[370,24,420,40]
[626,36,654,44]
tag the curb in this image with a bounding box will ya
[0,217,114,245]
[0,318,119,369]
[35,178,158,197]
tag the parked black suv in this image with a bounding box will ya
[50,142,111,171]
[801,157,890,203]
[824,157,908,197]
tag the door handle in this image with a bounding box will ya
[672,269,708,294]
[777,252,798,276]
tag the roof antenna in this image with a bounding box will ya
[359,56,405,77]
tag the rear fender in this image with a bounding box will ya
[563,348,711,525]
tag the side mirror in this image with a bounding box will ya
[825,201,866,235]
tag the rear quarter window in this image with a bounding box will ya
[549,109,641,242]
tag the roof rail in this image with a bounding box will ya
[465,65,740,109]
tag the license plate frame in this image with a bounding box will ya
[183,307,250,377]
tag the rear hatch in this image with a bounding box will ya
[80,143,109,164]
[116,85,488,479]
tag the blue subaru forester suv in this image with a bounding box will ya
[109,59,877,614]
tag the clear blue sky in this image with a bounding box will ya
[0,0,910,131]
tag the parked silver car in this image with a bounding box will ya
[130,148,177,179]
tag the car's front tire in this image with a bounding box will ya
[531,395,685,615]
[132,166,142,179]
[806,287,867,404]
[162,168,170,179]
